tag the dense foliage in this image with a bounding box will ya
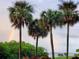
[0,40,48,59]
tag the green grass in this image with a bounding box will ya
[55,56,71,59]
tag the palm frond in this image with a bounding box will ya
[8,1,33,29]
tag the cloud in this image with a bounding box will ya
[0,0,79,55]
[0,31,9,42]
[37,0,44,3]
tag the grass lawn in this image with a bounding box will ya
[55,56,71,59]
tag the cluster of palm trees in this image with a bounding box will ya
[8,0,79,59]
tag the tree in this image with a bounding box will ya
[8,1,33,59]
[58,53,63,56]
[0,43,9,59]
[59,1,79,59]
[41,10,63,59]
[0,41,48,59]
[28,19,48,57]
[75,49,79,56]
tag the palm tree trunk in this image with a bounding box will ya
[50,26,55,59]
[19,23,22,59]
[66,23,69,59]
[36,36,38,57]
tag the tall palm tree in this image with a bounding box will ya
[28,19,48,57]
[41,10,63,59]
[59,1,79,59]
[8,1,33,59]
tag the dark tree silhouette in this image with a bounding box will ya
[41,10,63,59]
[59,1,79,59]
[8,1,33,59]
[28,19,48,57]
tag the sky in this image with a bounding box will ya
[0,0,79,56]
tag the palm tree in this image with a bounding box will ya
[8,1,33,59]
[59,1,79,59]
[28,19,48,57]
[41,10,63,59]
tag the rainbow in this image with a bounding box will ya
[8,28,15,42]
